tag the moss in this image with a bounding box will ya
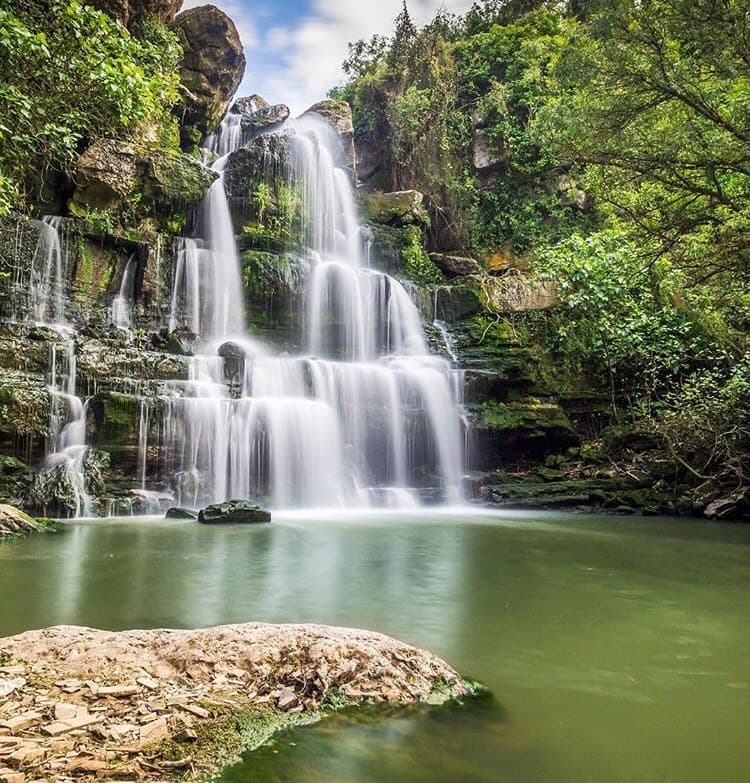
[476,398,572,432]
[402,225,443,284]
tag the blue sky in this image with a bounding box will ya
[182,1,476,114]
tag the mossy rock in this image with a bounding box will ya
[366,223,442,284]
[468,397,578,469]
[361,190,429,227]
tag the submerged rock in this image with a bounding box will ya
[173,4,246,143]
[165,506,199,520]
[198,499,271,524]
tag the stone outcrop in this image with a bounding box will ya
[232,95,290,137]
[472,128,509,174]
[429,253,483,278]
[173,4,246,144]
[0,623,473,781]
[70,139,217,216]
[198,499,271,524]
[361,190,429,227]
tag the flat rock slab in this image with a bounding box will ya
[0,623,470,781]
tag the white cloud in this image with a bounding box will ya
[181,1,475,114]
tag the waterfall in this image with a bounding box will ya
[44,338,92,518]
[159,112,465,509]
[30,216,67,327]
[109,254,137,330]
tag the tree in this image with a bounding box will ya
[539,0,750,287]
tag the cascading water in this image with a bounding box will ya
[109,253,137,330]
[44,340,92,518]
[29,216,67,326]
[156,112,465,509]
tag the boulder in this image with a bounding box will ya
[232,94,271,115]
[362,190,429,227]
[429,253,482,278]
[218,341,245,398]
[198,500,271,524]
[165,507,199,520]
[70,140,216,215]
[89,0,182,29]
[70,140,139,211]
[232,95,290,136]
[301,100,355,170]
[172,5,246,144]
[705,490,749,520]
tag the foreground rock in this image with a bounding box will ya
[0,623,472,781]
[198,500,271,524]
[0,504,46,535]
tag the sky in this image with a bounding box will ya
[181,0,476,114]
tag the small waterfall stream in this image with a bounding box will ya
[156,113,466,509]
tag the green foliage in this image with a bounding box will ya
[533,230,731,406]
[538,0,750,284]
[0,0,181,212]
[659,358,750,484]
[401,226,443,284]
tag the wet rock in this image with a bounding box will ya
[165,507,198,520]
[361,190,429,227]
[198,500,271,524]
[173,5,246,143]
[165,329,202,356]
[218,342,246,398]
[429,253,483,279]
[468,398,578,470]
[232,96,290,137]
[705,490,749,520]
[301,100,355,170]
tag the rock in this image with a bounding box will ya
[232,94,270,115]
[429,253,482,278]
[70,139,139,211]
[232,96,290,137]
[165,507,198,520]
[468,398,579,469]
[0,506,39,536]
[70,140,216,215]
[361,190,429,227]
[165,330,201,356]
[173,5,246,144]
[705,490,749,520]
[472,128,508,173]
[218,342,246,398]
[198,500,271,524]
[301,100,355,170]
[88,0,182,30]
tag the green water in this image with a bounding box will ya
[1,509,748,782]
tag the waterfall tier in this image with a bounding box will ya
[156,113,466,509]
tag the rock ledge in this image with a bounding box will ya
[0,623,472,781]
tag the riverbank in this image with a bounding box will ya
[0,623,472,782]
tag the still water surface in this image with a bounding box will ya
[0,509,748,782]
